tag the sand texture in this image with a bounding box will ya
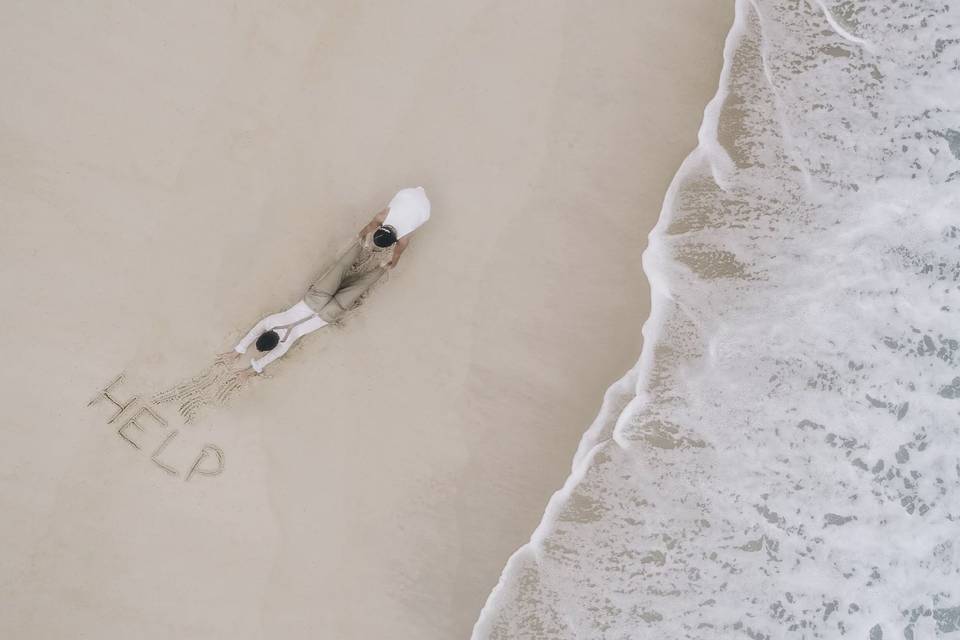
[0,1,730,637]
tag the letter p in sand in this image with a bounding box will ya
[186,444,224,482]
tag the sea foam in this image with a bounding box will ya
[472,1,960,637]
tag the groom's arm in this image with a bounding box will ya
[250,338,294,373]
[234,318,269,354]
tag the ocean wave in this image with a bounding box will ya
[472,0,960,637]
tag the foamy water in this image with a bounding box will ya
[472,1,960,637]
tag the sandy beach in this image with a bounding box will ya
[0,1,731,638]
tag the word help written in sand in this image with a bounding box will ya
[88,374,224,483]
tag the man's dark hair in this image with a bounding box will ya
[373,225,398,248]
[256,330,280,352]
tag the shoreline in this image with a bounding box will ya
[0,2,733,637]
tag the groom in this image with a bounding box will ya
[230,186,432,374]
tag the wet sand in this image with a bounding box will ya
[0,1,731,637]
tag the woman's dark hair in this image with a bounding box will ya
[373,226,398,248]
[256,330,280,352]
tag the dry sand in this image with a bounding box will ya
[0,1,731,637]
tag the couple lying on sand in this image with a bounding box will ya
[225,186,431,376]
[152,186,431,422]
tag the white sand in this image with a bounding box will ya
[0,1,731,637]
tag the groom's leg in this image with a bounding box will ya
[317,266,386,323]
[304,241,362,313]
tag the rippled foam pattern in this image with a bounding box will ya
[472,1,960,638]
